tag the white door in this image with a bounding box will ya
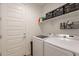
[44,42,73,56]
[1,4,26,56]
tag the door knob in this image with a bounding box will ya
[23,33,26,38]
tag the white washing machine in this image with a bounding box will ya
[32,35,48,56]
[44,37,74,56]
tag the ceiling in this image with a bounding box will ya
[24,3,46,7]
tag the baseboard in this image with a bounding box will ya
[25,52,31,56]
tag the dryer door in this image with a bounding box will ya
[44,42,73,56]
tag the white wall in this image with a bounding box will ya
[24,4,42,55]
[0,4,1,54]
[40,3,79,36]
[0,20,1,53]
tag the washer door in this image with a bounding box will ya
[33,38,43,56]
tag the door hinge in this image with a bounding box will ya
[0,17,2,20]
[0,35,2,39]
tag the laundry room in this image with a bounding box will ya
[0,0,79,57]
